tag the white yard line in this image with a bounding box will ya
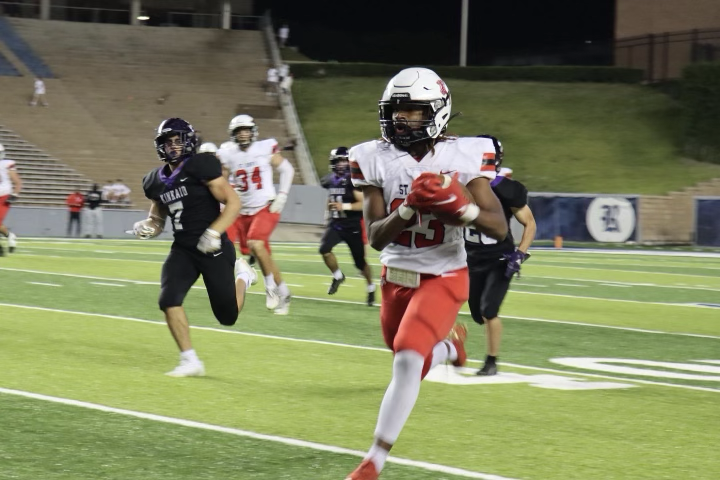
[26,281,62,287]
[508,289,720,309]
[90,282,126,287]
[1,303,719,392]
[3,267,720,335]
[0,386,515,480]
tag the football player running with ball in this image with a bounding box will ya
[345,68,508,480]
[320,146,376,306]
[134,118,256,377]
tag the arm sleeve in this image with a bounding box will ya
[185,153,222,182]
[276,158,294,194]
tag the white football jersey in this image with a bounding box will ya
[350,137,497,275]
[217,138,279,215]
[0,159,17,196]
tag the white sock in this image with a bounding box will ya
[180,349,199,363]
[264,274,276,289]
[236,272,251,288]
[429,340,456,370]
[367,283,376,293]
[278,281,290,297]
[371,349,424,470]
[332,269,344,280]
[366,443,390,473]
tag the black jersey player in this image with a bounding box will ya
[133,118,257,377]
[319,147,376,306]
[464,135,537,376]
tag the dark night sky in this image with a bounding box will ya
[254,0,615,65]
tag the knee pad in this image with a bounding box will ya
[214,306,239,326]
[481,305,500,321]
[158,289,183,311]
[353,256,367,271]
[468,300,485,325]
[319,245,332,255]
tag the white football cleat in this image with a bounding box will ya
[274,295,291,315]
[265,287,280,310]
[7,232,17,253]
[165,359,205,378]
[234,258,257,286]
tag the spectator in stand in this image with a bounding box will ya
[102,180,115,203]
[66,190,84,237]
[30,77,48,107]
[278,23,289,48]
[278,63,290,82]
[84,184,104,238]
[280,73,294,95]
[266,66,279,96]
[112,179,131,204]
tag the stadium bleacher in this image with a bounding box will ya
[0,16,53,78]
[0,18,302,207]
[0,124,93,206]
[0,51,20,76]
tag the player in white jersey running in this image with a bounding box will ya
[344,68,508,480]
[0,143,22,256]
[217,115,295,315]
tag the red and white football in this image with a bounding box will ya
[430,174,476,227]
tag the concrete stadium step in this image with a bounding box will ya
[2,18,304,194]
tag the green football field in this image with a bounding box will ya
[1,238,719,479]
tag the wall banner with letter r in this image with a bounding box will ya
[529,194,639,242]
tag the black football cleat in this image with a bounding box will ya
[476,363,498,376]
[367,290,375,306]
[328,274,345,295]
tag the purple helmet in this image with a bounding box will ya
[155,118,198,164]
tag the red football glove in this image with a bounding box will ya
[405,172,444,213]
[408,173,479,225]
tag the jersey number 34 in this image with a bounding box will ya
[235,167,263,192]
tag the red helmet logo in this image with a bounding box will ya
[436,79,448,95]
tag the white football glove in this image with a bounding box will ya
[132,218,163,240]
[197,228,222,254]
[269,192,288,214]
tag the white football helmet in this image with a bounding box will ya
[198,142,218,154]
[379,67,452,147]
[228,114,258,146]
[0,143,4,160]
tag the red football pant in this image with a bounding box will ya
[226,216,250,255]
[0,195,10,224]
[229,206,280,255]
[380,266,469,378]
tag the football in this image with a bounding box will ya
[430,174,476,227]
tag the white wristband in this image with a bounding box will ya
[459,204,480,225]
[206,228,220,238]
[342,203,352,211]
[397,203,415,220]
